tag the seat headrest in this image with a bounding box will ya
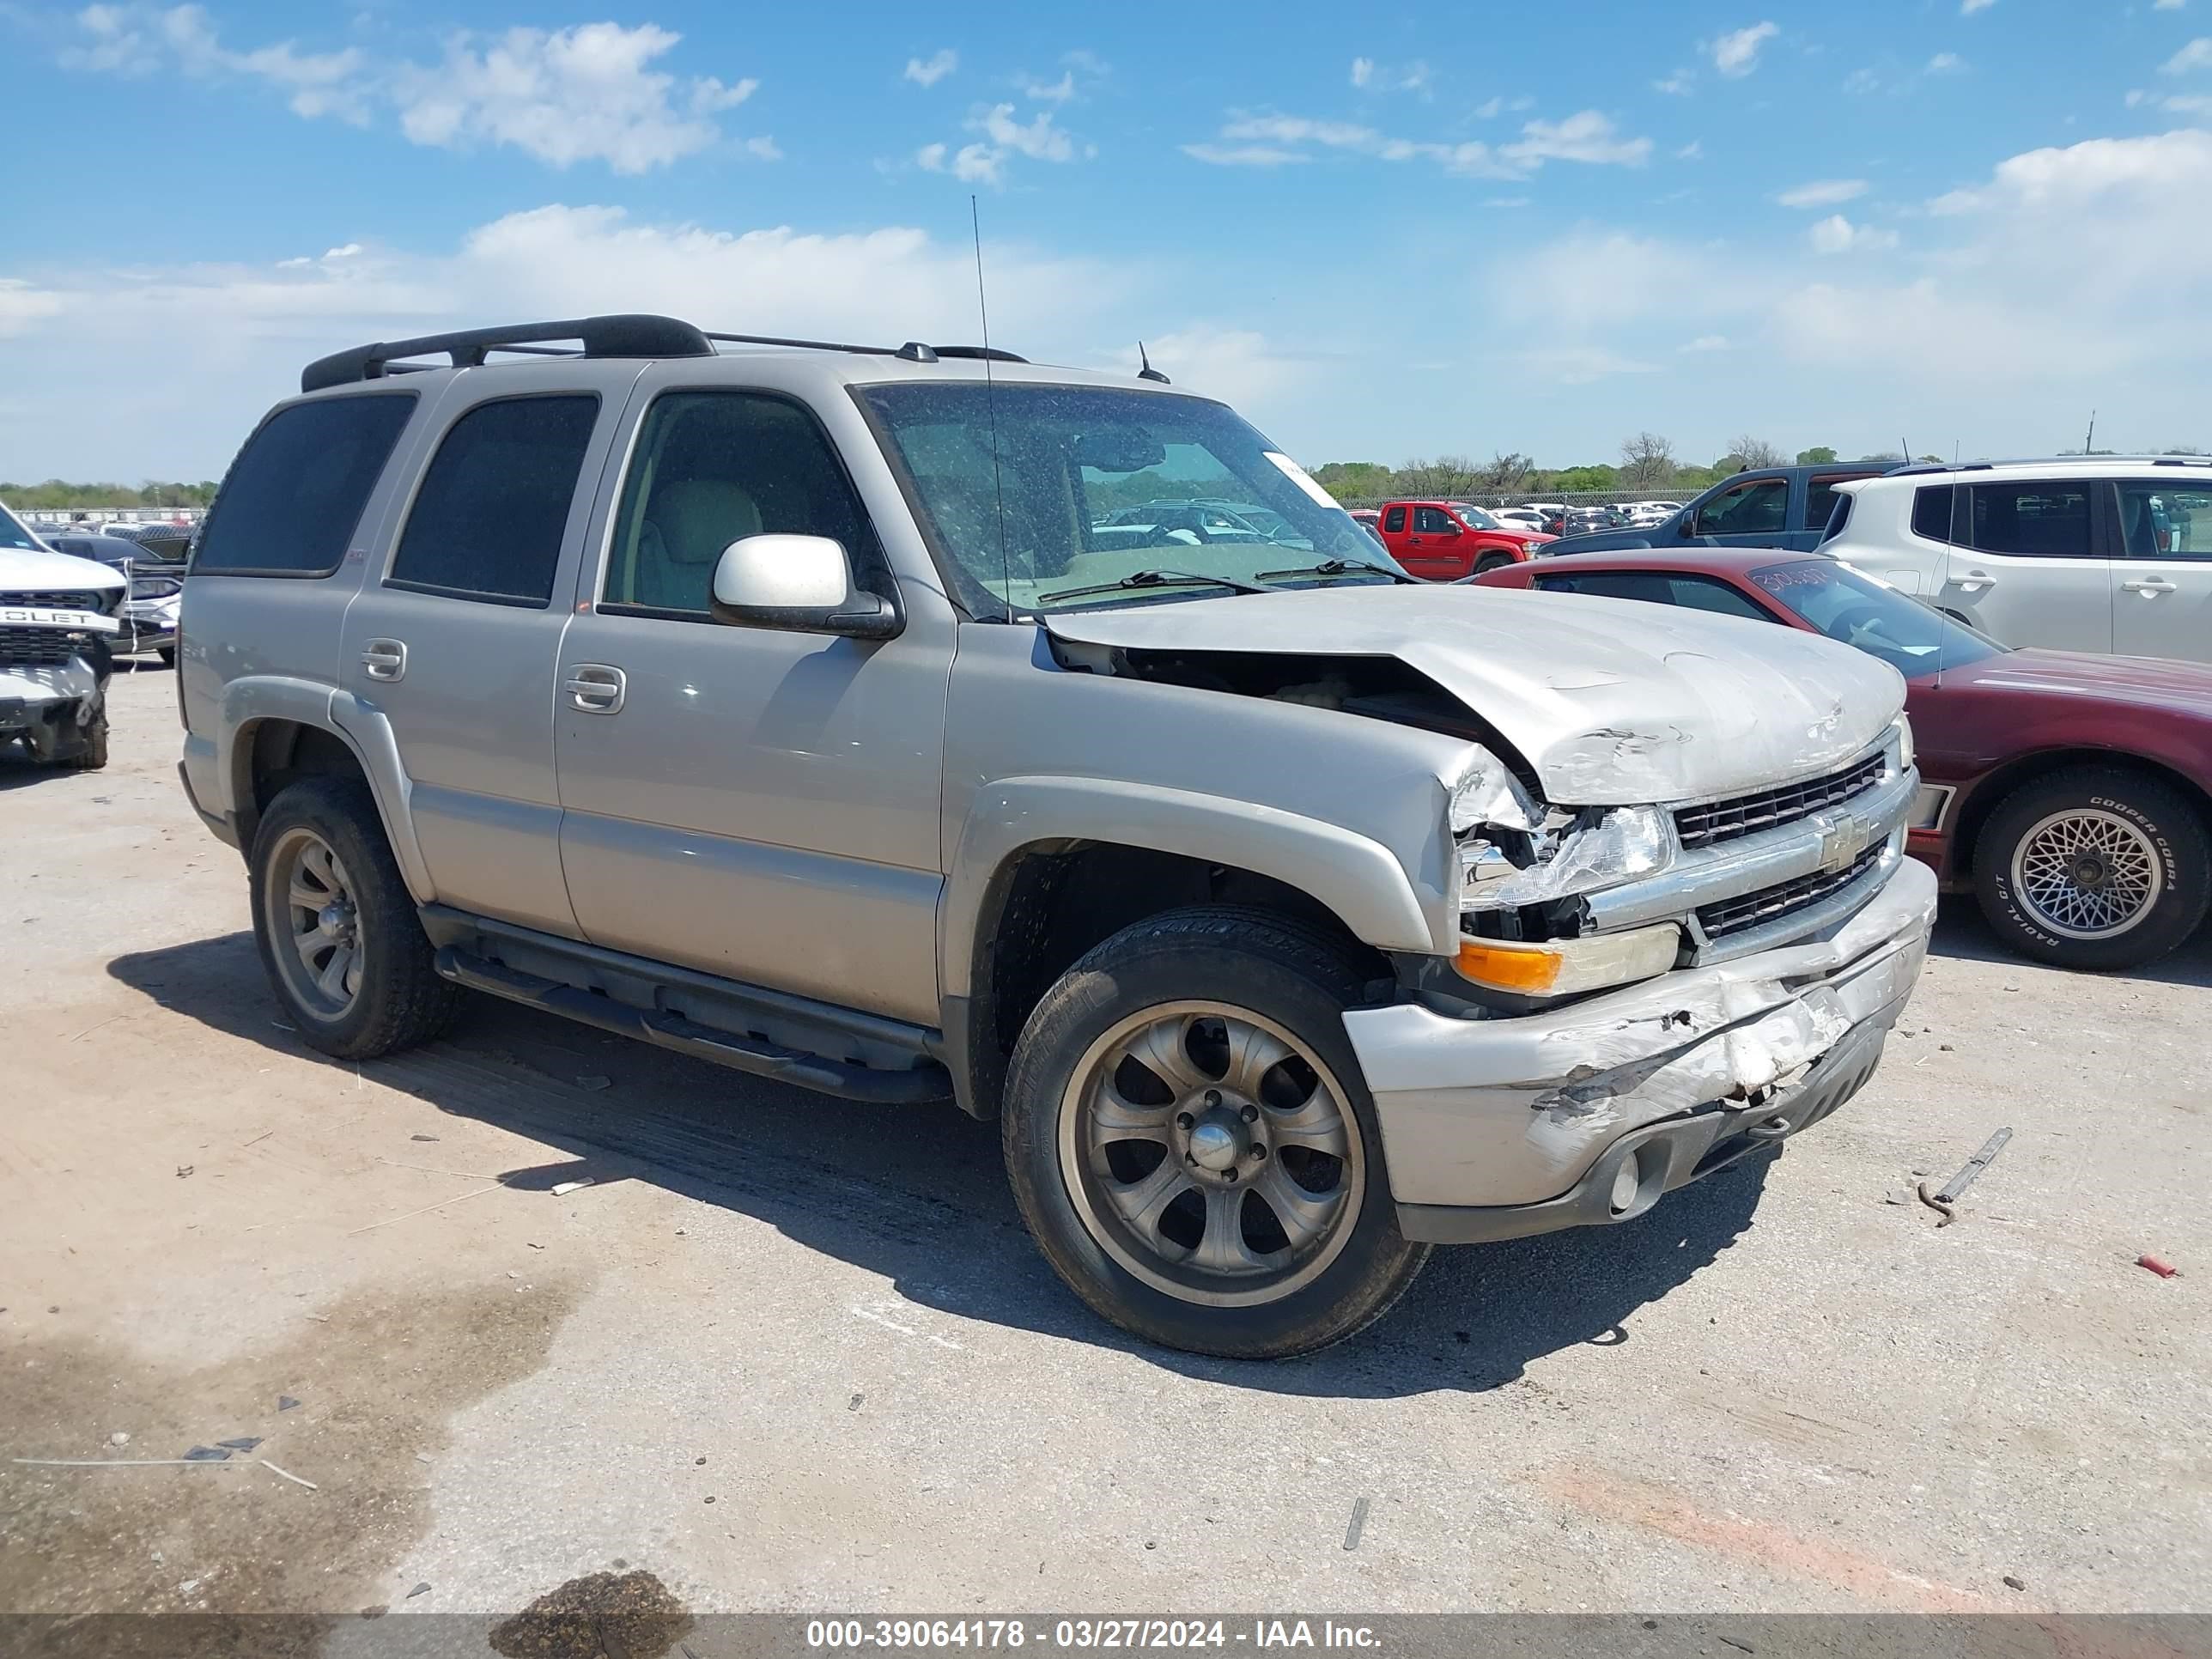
[653,480,763,566]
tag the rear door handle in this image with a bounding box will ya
[2123,577,2179,594]
[565,663,626,714]
[361,639,407,681]
[1950,570,1996,593]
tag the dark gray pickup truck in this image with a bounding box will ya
[1543,464,1889,557]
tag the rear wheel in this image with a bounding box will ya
[1002,908,1428,1358]
[1975,767,2210,970]
[248,776,461,1059]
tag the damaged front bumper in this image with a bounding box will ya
[1343,855,1936,1244]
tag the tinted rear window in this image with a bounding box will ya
[1911,484,1955,544]
[193,394,416,574]
[388,395,599,606]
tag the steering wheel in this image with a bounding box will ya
[1823,605,1888,646]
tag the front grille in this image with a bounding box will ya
[1697,843,1884,939]
[1674,753,1887,850]
[0,627,85,666]
[1,589,110,612]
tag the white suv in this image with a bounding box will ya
[1826,458,2212,661]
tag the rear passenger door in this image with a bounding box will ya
[337,376,629,939]
[1937,477,2111,653]
[2109,477,2212,664]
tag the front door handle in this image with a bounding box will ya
[362,639,407,681]
[565,663,626,714]
[2123,577,2179,595]
[1950,570,1996,593]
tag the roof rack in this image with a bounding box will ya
[301,314,715,392]
[301,313,1033,392]
[1889,454,2212,476]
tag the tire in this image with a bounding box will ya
[57,714,108,771]
[248,775,462,1060]
[1473,551,1515,575]
[1974,766,2211,971]
[156,646,176,668]
[1001,907,1429,1358]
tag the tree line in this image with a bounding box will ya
[0,480,220,511]
[1313,436,1929,503]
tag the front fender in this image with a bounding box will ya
[939,774,1446,998]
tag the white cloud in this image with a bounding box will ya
[903,48,956,87]
[1474,95,1503,118]
[1105,326,1304,410]
[1180,143,1307,167]
[1676,140,1705,160]
[976,102,1073,161]
[1927,52,1965,74]
[1349,56,1431,95]
[1711,21,1779,78]
[1501,111,1652,167]
[1350,55,1374,88]
[915,142,947,171]
[1192,107,1648,176]
[2163,38,2212,73]
[1960,0,1995,12]
[0,204,1123,476]
[1021,70,1074,103]
[914,101,1083,188]
[2158,0,2188,10]
[2161,92,2212,114]
[1844,67,1881,94]
[60,8,764,171]
[744,135,782,161]
[951,142,1003,185]
[1654,70,1694,94]
[1778,177,1868,207]
[66,3,370,121]
[1680,334,1730,352]
[1808,214,1899,253]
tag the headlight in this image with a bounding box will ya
[1522,539,1541,556]
[1462,805,1672,911]
[1449,750,1541,836]
[1891,712,1914,773]
[131,574,183,599]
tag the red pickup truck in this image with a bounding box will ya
[1375,500,1553,580]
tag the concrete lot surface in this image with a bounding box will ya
[3,669,2207,1622]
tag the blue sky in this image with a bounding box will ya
[4,0,2210,478]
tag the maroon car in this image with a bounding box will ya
[1474,548,2212,971]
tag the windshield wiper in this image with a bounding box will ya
[1037,568,1273,604]
[1253,557,1419,586]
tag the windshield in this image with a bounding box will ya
[1447,502,1501,530]
[0,502,46,551]
[1751,558,2002,677]
[859,382,1401,613]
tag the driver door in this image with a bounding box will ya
[1398,504,1466,580]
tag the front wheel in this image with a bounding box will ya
[1975,767,2211,971]
[1002,908,1428,1358]
[1472,551,1516,576]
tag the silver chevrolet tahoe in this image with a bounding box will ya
[177,314,1936,1358]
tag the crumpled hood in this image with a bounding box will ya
[0,544,127,593]
[1043,583,1905,805]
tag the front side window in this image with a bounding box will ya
[389,395,599,606]
[1692,477,1790,537]
[0,503,43,550]
[603,391,884,617]
[1965,480,2092,558]
[195,393,416,575]
[2115,480,2212,557]
[1413,506,1457,534]
[857,382,1390,614]
[1752,558,2002,676]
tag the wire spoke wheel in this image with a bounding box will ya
[2011,808,2163,941]
[1057,1001,1364,1309]
[266,826,365,1018]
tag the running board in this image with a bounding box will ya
[434,947,951,1105]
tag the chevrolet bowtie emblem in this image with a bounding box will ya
[1815,811,1874,873]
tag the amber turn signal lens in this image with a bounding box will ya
[1453,939,1565,995]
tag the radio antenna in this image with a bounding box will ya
[971,195,1013,616]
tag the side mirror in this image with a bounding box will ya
[708,534,902,641]
[1676,517,1697,538]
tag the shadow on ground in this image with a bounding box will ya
[109,930,1773,1400]
[1929,891,2212,988]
